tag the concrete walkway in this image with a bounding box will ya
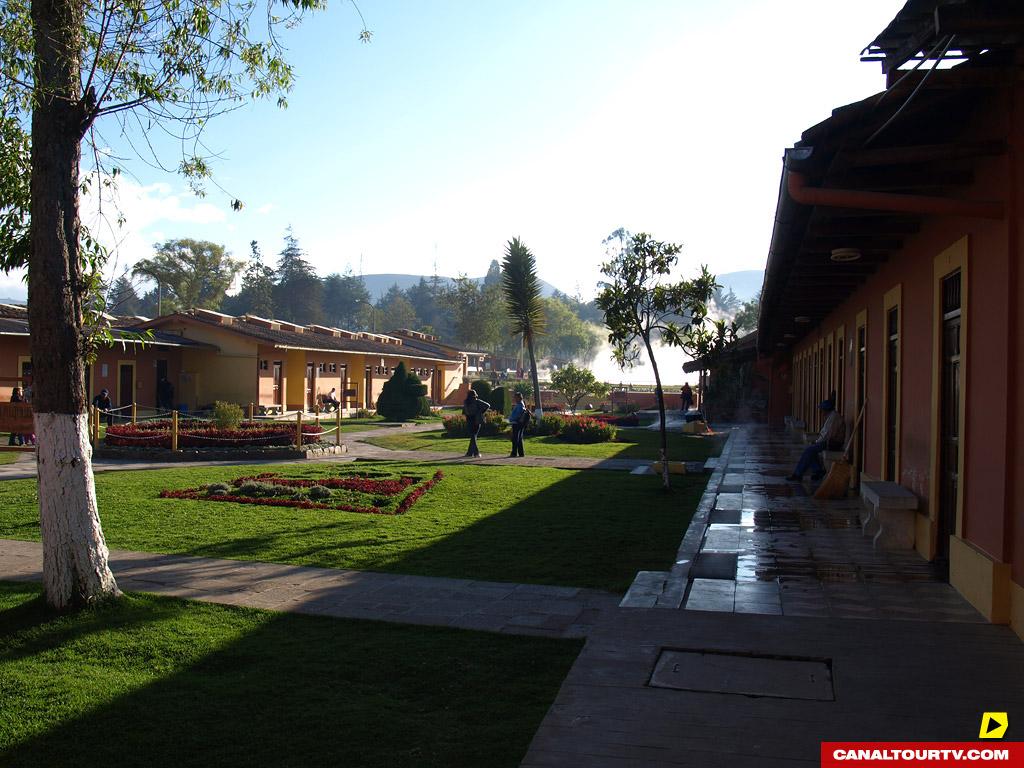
[0,539,618,639]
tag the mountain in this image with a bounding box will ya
[0,297,26,306]
[714,270,764,302]
[359,273,561,300]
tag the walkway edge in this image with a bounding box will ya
[619,427,740,609]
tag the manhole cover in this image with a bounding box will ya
[649,649,834,701]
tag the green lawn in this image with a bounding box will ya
[364,427,726,461]
[0,582,579,767]
[0,461,707,592]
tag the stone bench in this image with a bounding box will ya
[860,480,918,550]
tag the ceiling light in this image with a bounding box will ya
[794,316,811,324]
[783,333,797,339]
[831,247,862,263]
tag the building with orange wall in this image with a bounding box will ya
[757,0,1024,635]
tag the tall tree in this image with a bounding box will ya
[376,289,418,332]
[597,230,717,489]
[733,291,761,335]
[501,238,546,418]
[321,271,370,330]
[224,240,275,317]
[133,239,241,312]
[106,275,141,316]
[550,363,608,414]
[405,276,448,337]
[274,228,322,324]
[0,0,360,609]
[440,276,504,351]
[483,259,502,287]
[538,296,601,363]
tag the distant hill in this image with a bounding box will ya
[360,273,561,300]
[0,297,26,306]
[715,270,763,302]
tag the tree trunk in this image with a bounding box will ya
[525,331,543,420]
[30,0,120,609]
[642,334,670,490]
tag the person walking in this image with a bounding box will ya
[508,391,530,457]
[680,382,693,413]
[462,389,490,458]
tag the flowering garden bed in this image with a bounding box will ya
[159,467,444,515]
[105,419,324,448]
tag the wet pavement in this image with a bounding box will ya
[680,426,982,622]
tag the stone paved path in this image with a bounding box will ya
[624,425,983,622]
[0,539,618,638]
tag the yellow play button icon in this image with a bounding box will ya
[979,712,1008,739]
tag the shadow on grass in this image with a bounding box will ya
[0,582,581,768]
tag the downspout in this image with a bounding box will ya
[787,171,1005,220]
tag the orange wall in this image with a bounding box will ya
[787,84,1021,583]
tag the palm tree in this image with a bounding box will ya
[501,238,545,418]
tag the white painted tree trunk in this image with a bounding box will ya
[36,412,120,609]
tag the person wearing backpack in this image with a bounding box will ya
[462,388,490,458]
[508,391,530,458]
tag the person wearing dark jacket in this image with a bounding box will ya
[462,389,490,458]
[93,389,113,427]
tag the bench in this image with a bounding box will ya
[860,480,918,550]
[259,404,284,416]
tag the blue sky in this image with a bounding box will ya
[4,0,902,302]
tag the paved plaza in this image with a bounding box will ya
[1,421,1021,766]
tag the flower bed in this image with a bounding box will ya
[105,419,324,448]
[589,412,640,427]
[159,468,444,516]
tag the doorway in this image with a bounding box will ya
[118,363,135,408]
[854,317,867,481]
[272,362,283,405]
[884,306,899,482]
[306,362,316,411]
[937,271,962,563]
[156,359,168,409]
[364,367,373,409]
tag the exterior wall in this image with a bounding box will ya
[784,83,1022,623]
[0,336,29,401]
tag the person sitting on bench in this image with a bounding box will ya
[323,387,340,412]
[787,399,844,482]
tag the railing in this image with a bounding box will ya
[88,402,343,451]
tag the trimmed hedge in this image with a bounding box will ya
[441,411,508,437]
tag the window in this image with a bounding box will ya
[259,360,268,371]
[329,363,337,373]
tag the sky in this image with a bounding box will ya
[1,0,903,304]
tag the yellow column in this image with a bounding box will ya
[171,411,179,452]
[296,409,303,447]
[131,402,137,424]
[335,409,342,446]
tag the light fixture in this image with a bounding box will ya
[794,315,811,324]
[783,333,797,339]
[831,247,862,263]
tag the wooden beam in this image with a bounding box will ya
[844,140,1006,168]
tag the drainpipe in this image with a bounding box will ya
[787,171,1005,220]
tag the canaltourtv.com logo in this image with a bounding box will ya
[821,713,1023,767]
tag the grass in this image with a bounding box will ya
[364,427,726,461]
[0,582,580,767]
[0,461,708,592]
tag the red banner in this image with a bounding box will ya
[822,743,1024,767]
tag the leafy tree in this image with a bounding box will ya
[274,229,323,325]
[712,286,741,315]
[405,277,449,337]
[733,291,761,335]
[133,239,242,312]
[377,290,418,332]
[597,230,717,489]
[224,241,275,318]
[538,296,601,363]
[0,0,364,608]
[375,362,429,421]
[322,271,370,330]
[501,238,545,418]
[441,276,505,351]
[550,363,609,413]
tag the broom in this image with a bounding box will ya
[813,402,866,500]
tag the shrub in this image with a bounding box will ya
[591,412,640,427]
[212,401,244,430]
[238,480,274,496]
[105,420,324,448]
[529,413,564,437]
[511,380,533,399]
[352,408,375,419]
[376,362,429,422]
[206,482,231,496]
[471,379,492,402]
[441,410,508,437]
[307,485,332,501]
[559,415,617,443]
[490,386,508,415]
[614,401,641,415]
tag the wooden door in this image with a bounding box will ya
[364,367,373,409]
[272,362,283,405]
[306,362,315,411]
[884,307,899,481]
[118,364,134,408]
[938,271,962,562]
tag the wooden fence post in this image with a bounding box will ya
[335,409,342,447]
[92,405,100,446]
[131,402,137,424]
[248,402,255,420]
[171,410,179,452]
[88,405,95,448]
[296,409,303,447]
